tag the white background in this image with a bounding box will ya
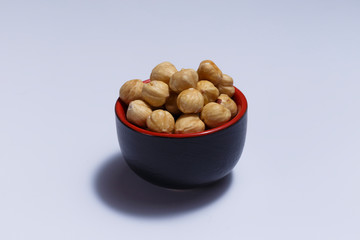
[1,0,359,239]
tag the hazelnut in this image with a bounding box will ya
[197,80,219,104]
[177,88,204,114]
[165,91,181,115]
[218,74,235,97]
[221,74,233,86]
[126,100,152,128]
[175,114,205,134]
[142,80,169,107]
[119,79,143,105]
[200,102,231,128]
[218,85,235,98]
[146,110,175,133]
[216,94,238,118]
[169,68,198,93]
[197,60,223,86]
[150,61,177,84]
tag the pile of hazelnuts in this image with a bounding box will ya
[119,60,238,134]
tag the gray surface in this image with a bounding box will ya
[1,0,359,239]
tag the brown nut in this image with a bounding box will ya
[146,109,175,133]
[216,94,238,118]
[220,74,233,86]
[197,80,219,104]
[177,88,204,113]
[175,114,205,134]
[169,68,198,93]
[150,61,177,84]
[142,80,170,107]
[119,79,144,105]
[197,60,223,86]
[126,100,152,128]
[200,102,231,128]
[218,85,235,98]
[165,91,181,115]
[218,74,235,97]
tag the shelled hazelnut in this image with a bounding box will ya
[175,114,205,134]
[150,61,177,84]
[126,100,152,128]
[197,80,219,104]
[142,80,169,107]
[217,94,238,118]
[177,88,204,113]
[201,102,231,128]
[169,68,198,94]
[197,60,223,86]
[119,79,144,105]
[165,91,181,115]
[146,110,175,133]
[218,74,235,97]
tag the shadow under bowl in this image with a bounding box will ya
[115,82,248,189]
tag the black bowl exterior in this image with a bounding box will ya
[115,110,247,189]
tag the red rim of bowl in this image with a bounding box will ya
[115,80,248,138]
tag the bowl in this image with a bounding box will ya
[115,80,248,189]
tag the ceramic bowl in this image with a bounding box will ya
[115,80,248,189]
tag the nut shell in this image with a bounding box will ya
[146,110,175,133]
[200,102,231,128]
[169,68,198,93]
[197,60,223,86]
[216,94,238,118]
[119,79,144,105]
[142,80,170,107]
[175,114,205,134]
[150,61,177,84]
[177,88,204,114]
[126,100,152,128]
[197,80,219,104]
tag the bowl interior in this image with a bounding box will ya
[115,80,248,138]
